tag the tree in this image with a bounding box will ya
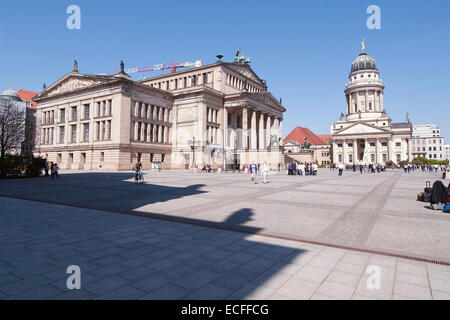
[0,98,25,160]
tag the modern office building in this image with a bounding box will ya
[411,124,445,160]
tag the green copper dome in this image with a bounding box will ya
[351,52,377,73]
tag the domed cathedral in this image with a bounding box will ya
[331,41,412,165]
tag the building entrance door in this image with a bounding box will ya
[234,154,240,170]
[80,153,86,170]
[183,154,190,170]
[68,153,73,169]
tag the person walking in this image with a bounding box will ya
[44,162,49,177]
[262,162,269,184]
[338,163,344,176]
[312,163,318,176]
[249,161,258,184]
[51,162,59,180]
[134,161,143,183]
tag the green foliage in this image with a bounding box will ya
[0,154,45,178]
[385,160,395,168]
[411,156,448,166]
[398,161,409,167]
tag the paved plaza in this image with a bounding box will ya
[0,168,449,299]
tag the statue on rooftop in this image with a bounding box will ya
[234,49,251,64]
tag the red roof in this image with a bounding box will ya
[317,134,332,144]
[17,90,38,109]
[285,127,328,145]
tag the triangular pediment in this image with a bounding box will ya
[335,122,388,135]
[223,63,265,86]
[36,73,117,100]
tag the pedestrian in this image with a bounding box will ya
[338,163,344,176]
[44,162,49,177]
[249,161,258,184]
[262,162,269,184]
[134,161,143,183]
[312,163,318,176]
[51,162,59,180]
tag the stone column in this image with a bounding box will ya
[376,139,381,164]
[266,115,271,147]
[388,138,394,162]
[376,91,380,112]
[250,109,257,150]
[242,107,248,150]
[278,118,283,145]
[345,94,349,114]
[349,93,353,114]
[134,122,139,141]
[380,91,384,112]
[271,117,277,139]
[258,113,265,150]
[353,139,358,164]
[223,108,228,149]
[152,124,157,143]
[365,90,368,112]
[332,141,338,164]
[407,139,412,161]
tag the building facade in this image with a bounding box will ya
[445,144,450,161]
[33,57,285,170]
[331,45,412,165]
[284,127,331,166]
[0,89,37,155]
[411,124,445,160]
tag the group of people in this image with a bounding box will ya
[44,162,59,179]
[287,162,318,176]
[331,163,386,176]
[248,161,271,184]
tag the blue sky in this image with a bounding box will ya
[1,0,449,141]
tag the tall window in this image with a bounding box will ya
[137,122,142,141]
[60,108,65,123]
[71,125,77,143]
[83,123,89,142]
[59,126,65,144]
[71,106,77,121]
[107,120,111,140]
[83,104,90,119]
[107,100,112,116]
[101,121,106,140]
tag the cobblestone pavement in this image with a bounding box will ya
[0,169,449,299]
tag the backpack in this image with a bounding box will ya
[444,204,450,213]
[417,193,424,202]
